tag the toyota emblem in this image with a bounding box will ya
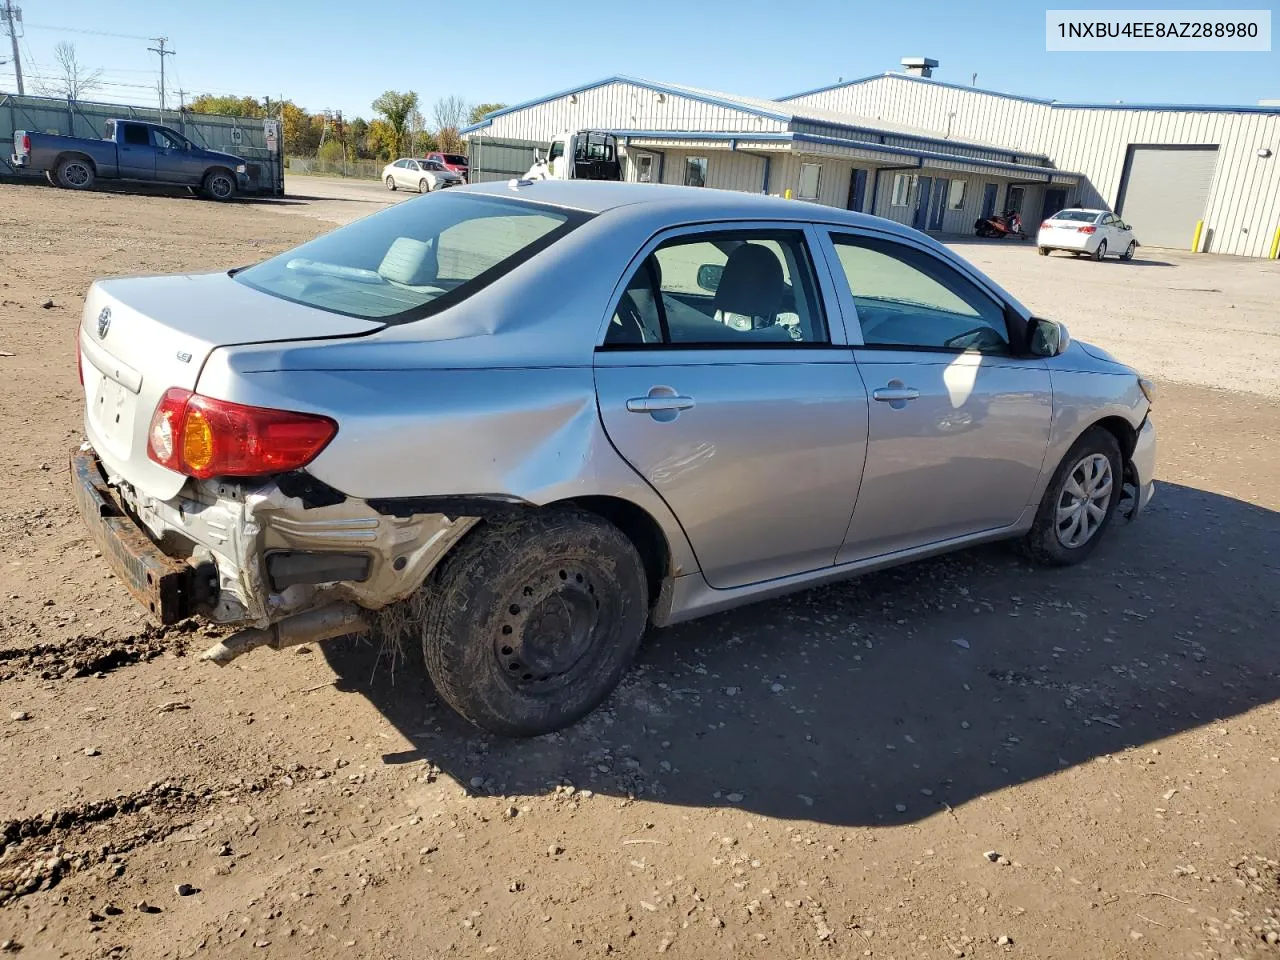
[96,307,111,339]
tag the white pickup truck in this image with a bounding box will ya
[523,130,622,182]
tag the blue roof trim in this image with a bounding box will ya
[780,71,1280,115]
[603,129,1079,180]
[459,74,793,135]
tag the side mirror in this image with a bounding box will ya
[1029,316,1071,357]
[696,263,724,292]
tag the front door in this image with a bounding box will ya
[151,127,202,185]
[594,223,869,588]
[912,176,934,229]
[1041,188,1067,223]
[820,230,1052,560]
[847,168,868,211]
[115,122,157,180]
[981,183,999,219]
[929,178,950,230]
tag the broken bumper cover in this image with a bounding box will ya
[71,445,480,630]
[1128,416,1156,519]
[70,447,216,624]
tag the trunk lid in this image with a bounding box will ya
[80,271,383,501]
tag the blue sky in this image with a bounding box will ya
[4,0,1276,120]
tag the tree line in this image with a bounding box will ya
[185,91,507,161]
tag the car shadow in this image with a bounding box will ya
[320,481,1278,827]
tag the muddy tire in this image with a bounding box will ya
[419,508,649,737]
[1020,427,1124,567]
[55,156,95,190]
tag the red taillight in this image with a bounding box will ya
[21,133,30,153]
[1041,220,1051,230]
[146,388,337,479]
[1078,225,1096,234]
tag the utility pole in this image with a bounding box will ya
[1,0,23,95]
[176,88,188,111]
[147,36,175,114]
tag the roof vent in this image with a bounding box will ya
[901,57,938,78]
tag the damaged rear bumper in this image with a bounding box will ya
[70,445,479,631]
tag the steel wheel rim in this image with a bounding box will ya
[65,162,89,186]
[494,567,602,695]
[1056,453,1113,548]
[211,176,232,199]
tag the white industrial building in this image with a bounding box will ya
[464,59,1280,258]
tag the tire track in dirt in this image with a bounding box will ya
[0,626,193,682]
[0,765,315,907]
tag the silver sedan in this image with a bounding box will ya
[381,156,464,193]
[72,182,1156,737]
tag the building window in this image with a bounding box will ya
[948,180,967,210]
[891,173,916,207]
[798,163,821,200]
[635,154,653,183]
[685,156,708,188]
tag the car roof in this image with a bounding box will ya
[462,180,916,235]
[1054,208,1106,215]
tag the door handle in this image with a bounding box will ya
[872,386,921,402]
[626,395,695,413]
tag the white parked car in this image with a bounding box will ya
[1037,209,1138,261]
[381,157,465,194]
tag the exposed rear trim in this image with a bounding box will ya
[70,447,218,624]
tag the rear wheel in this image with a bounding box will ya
[202,169,236,201]
[1020,427,1124,566]
[419,508,649,737]
[55,157,95,190]
[386,175,397,190]
[1122,240,1137,261]
[1037,246,1049,256]
[1091,239,1108,261]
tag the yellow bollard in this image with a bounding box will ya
[1271,226,1280,260]
[784,188,793,200]
[1191,219,1204,252]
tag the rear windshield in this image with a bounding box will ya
[444,155,468,165]
[233,192,587,323]
[1049,210,1100,223]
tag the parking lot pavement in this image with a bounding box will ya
[0,182,1276,960]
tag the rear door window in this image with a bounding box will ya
[121,124,150,147]
[234,192,590,322]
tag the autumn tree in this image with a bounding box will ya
[187,93,264,117]
[468,102,506,124]
[372,90,419,157]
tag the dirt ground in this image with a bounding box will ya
[0,180,1277,960]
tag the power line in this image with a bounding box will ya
[24,21,149,41]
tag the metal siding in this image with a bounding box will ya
[478,81,788,143]
[1119,147,1219,249]
[790,75,1280,256]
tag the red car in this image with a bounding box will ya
[426,152,469,181]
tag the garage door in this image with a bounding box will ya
[1117,146,1219,249]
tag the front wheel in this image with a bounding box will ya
[418,508,649,737]
[1091,239,1108,261]
[55,157,95,190]
[419,178,430,194]
[202,169,236,201]
[386,175,397,191]
[1122,241,1136,261]
[1020,427,1124,566]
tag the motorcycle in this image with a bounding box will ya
[974,210,1024,239]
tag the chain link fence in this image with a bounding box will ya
[285,155,383,180]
